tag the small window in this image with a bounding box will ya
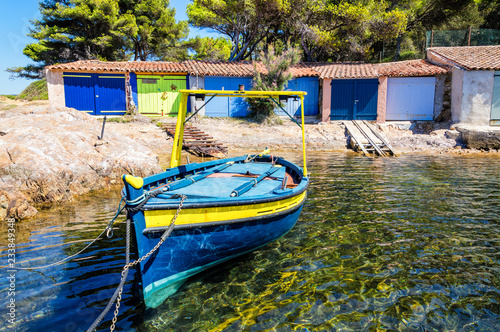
[142,78,157,84]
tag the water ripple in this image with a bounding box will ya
[1,153,499,331]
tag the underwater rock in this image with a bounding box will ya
[0,189,37,220]
[0,106,162,220]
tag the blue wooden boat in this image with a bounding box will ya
[122,90,309,308]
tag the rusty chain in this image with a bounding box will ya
[109,194,187,331]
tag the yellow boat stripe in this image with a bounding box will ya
[98,76,124,79]
[144,192,306,228]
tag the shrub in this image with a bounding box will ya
[247,46,299,124]
[16,79,48,101]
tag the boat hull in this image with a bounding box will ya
[133,203,303,308]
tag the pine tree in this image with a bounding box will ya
[7,0,188,79]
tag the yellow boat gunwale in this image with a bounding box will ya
[144,191,307,230]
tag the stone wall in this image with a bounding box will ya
[435,74,452,122]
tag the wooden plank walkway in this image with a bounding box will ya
[160,123,228,158]
[344,120,397,157]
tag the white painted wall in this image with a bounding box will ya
[188,75,205,116]
[456,70,495,126]
[45,69,65,108]
[428,50,497,127]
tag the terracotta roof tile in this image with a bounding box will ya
[46,60,319,78]
[306,62,378,79]
[375,59,449,77]
[427,45,500,70]
[46,59,449,78]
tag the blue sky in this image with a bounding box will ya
[0,0,216,95]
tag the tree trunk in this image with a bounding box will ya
[393,34,403,62]
[301,37,313,62]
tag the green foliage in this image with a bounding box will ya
[302,0,408,61]
[246,46,299,124]
[478,0,500,30]
[187,0,282,61]
[187,0,408,62]
[385,0,475,60]
[8,0,188,79]
[16,79,48,101]
[1,95,17,100]
[106,116,132,123]
[186,36,232,61]
[122,0,189,61]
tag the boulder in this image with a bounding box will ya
[458,128,500,150]
[0,105,163,220]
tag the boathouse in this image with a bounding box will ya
[427,45,500,127]
[45,61,319,118]
[309,60,449,123]
[45,59,448,123]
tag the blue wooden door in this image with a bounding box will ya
[63,73,96,115]
[64,73,127,115]
[204,77,230,117]
[293,77,319,116]
[355,79,379,120]
[95,74,126,115]
[204,76,252,117]
[275,77,319,116]
[330,80,355,120]
[229,77,252,117]
[330,79,378,120]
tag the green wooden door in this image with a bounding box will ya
[137,75,186,116]
[491,72,500,126]
[161,77,185,116]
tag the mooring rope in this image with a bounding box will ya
[15,197,128,270]
[88,194,187,332]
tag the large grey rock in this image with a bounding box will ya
[0,106,162,220]
[459,128,500,150]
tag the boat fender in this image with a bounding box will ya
[123,174,144,189]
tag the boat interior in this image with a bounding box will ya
[144,157,302,201]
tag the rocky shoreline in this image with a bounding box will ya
[0,105,162,220]
[1,104,499,221]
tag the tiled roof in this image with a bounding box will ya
[306,62,378,79]
[46,59,449,78]
[375,60,449,77]
[46,60,318,78]
[47,60,188,73]
[427,45,500,70]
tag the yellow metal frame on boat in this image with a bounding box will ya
[170,89,308,177]
[145,191,307,228]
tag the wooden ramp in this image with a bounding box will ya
[344,120,397,157]
[161,123,228,158]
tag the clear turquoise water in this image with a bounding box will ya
[1,153,499,331]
